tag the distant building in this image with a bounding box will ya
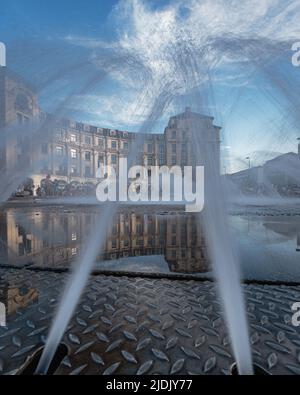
[0,45,221,191]
[228,151,300,195]
[0,67,40,173]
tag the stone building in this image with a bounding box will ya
[0,66,40,173]
[228,151,300,195]
[0,45,221,191]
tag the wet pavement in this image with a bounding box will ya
[1,267,300,375]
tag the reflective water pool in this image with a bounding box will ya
[0,204,299,282]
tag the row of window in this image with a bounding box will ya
[69,166,92,177]
[54,135,132,150]
[42,145,166,166]
[43,149,186,167]
[169,130,187,140]
[55,156,168,170]
[57,133,169,153]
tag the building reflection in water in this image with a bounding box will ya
[0,208,209,274]
[0,280,39,317]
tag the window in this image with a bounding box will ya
[147,144,153,153]
[17,113,23,124]
[71,149,77,159]
[137,238,144,246]
[70,134,77,143]
[111,141,117,149]
[98,139,103,147]
[56,146,63,156]
[172,144,177,154]
[72,248,77,256]
[41,144,48,154]
[85,151,91,161]
[136,223,142,235]
[172,156,177,165]
[71,166,77,174]
[159,144,165,153]
[159,155,165,165]
[172,130,176,139]
[85,136,91,145]
[56,130,63,140]
[18,243,24,256]
[123,142,129,150]
[148,156,154,166]
[56,165,66,175]
[72,233,77,241]
[111,154,117,164]
[62,119,70,128]
[85,167,91,177]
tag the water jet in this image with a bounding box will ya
[17,344,68,375]
[230,362,270,376]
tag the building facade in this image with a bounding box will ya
[0,51,221,191]
[228,151,300,196]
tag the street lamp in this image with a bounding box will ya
[246,157,251,169]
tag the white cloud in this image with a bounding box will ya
[63,0,300,142]
[68,92,176,131]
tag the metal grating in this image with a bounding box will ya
[0,268,300,375]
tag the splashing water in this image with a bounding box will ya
[35,207,114,374]
[35,91,173,374]
[7,0,300,376]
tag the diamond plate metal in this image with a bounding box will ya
[1,268,300,375]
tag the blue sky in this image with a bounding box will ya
[0,0,172,40]
[0,0,119,40]
[1,0,300,173]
